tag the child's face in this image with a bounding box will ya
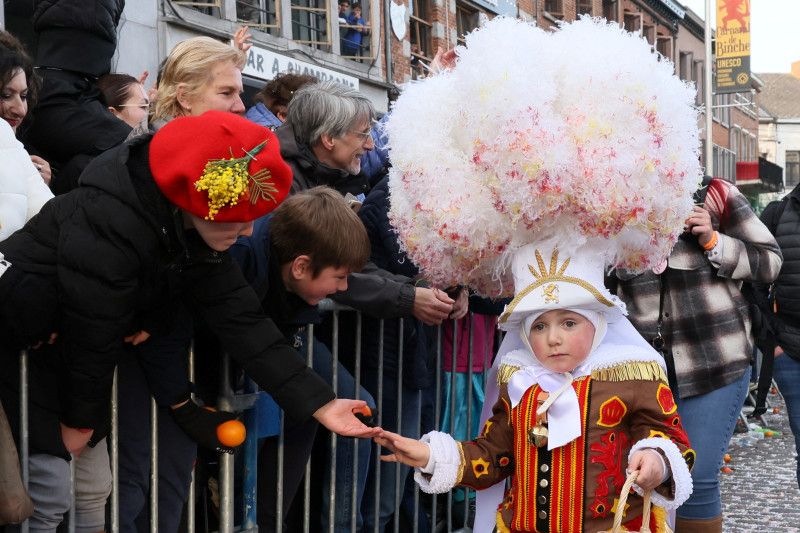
[286,258,350,305]
[527,310,595,373]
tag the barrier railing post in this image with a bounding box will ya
[303,325,314,533]
[430,326,442,533]
[371,319,384,533]
[110,367,119,533]
[275,412,285,533]
[393,318,404,533]
[351,311,362,533]
[465,312,475,526]
[187,343,196,533]
[150,397,158,533]
[20,350,30,533]
[218,354,234,533]
[68,455,76,533]
[447,319,457,530]
[327,310,340,533]
[412,387,421,533]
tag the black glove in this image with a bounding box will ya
[171,399,238,454]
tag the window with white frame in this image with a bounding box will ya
[695,60,705,106]
[656,35,672,61]
[291,0,330,49]
[338,0,373,60]
[679,52,693,82]
[713,144,736,181]
[237,0,280,35]
[623,12,642,34]
[577,0,593,16]
[642,24,655,45]
[456,1,481,46]
[712,92,730,126]
[603,0,618,21]
[545,0,564,18]
[173,0,222,15]
[410,0,433,79]
[787,151,800,187]
[730,125,739,161]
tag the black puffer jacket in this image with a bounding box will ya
[758,185,800,361]
[23,0,131,174]
[0,135,334,439]
[33,0,124,76]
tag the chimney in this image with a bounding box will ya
[792,60,800,79]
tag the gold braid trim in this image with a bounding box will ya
[591,361,668,383]
[497,364,521,385]
[455,442,467,485]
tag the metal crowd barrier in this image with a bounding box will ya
[15,303,501,533]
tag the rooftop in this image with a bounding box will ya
[757,72,800,119]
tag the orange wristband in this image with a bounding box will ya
[702,231,718,251]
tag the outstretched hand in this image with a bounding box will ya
[374,429,430,468]
[313,399,381,438]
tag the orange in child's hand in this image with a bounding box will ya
[217,420,246,447]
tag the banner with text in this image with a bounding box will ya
[243,45,359,90]
[715,0,751,94]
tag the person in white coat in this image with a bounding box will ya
[0,118,52,241]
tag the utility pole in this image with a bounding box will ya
[704,0,714,176]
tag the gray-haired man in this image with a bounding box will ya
[270,80,458,532]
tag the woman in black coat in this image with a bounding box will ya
[0,111,376,528]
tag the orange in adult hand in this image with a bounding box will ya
[352,405,372,417]
[217,420,246,447]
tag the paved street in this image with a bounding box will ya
[721,389,800,532]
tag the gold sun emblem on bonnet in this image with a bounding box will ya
[498,249,616,323]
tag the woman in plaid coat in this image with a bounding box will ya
[614,177,782,532]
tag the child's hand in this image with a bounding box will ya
[374,430,430,468]
[628,449,666,491]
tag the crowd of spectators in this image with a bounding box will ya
[0,2,797,533]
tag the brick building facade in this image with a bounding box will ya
[0,0,761,185]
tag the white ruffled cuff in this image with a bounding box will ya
[628,437,693,510]
[413,431,461,494]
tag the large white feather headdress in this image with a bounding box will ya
[386,17,702,296]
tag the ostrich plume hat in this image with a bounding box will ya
[149,110,292,222]
[497,243,626,332]
[386,17,702,296]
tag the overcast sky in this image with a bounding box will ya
[680,0,799,73]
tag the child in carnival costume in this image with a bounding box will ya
[377,242,695,532]
[379,15,705,533]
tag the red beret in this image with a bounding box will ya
[149,110,292,222]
